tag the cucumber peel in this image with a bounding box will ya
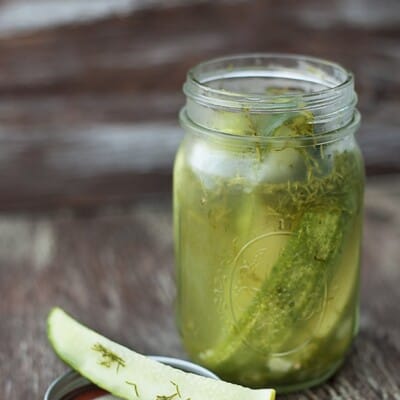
[199,210,345,365]
[47,308,275,400]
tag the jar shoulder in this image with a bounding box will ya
[174,134,364,188]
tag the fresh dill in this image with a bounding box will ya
[92,343,126,372]
[155,381,182,400]
[126,381,140,397]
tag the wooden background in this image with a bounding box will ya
[0,0,399,399]
[0,0,399,210]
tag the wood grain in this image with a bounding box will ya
[0,0,398,210]
[0,178,399,399]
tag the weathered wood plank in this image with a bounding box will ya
[0,123,178,211]
[0,0,398,92]
[0,0,218,37]
[0,178,399,399]
[0,0,400,209]
[0,0,397,212]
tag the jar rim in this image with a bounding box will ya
[182,53,358,136]
[184,53,355,112]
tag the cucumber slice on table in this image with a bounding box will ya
[47,308,275,400]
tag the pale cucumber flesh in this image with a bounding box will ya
[47,308,275,400]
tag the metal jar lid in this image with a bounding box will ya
[44,356,219,400]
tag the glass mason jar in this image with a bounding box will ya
[173,54,364,393]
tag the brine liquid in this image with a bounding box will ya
[174,139,364,391]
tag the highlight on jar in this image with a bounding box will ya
[173,54,364,394]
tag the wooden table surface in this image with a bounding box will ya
[0,178,399,399]
[0,0,399,399]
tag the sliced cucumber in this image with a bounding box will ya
[47,308,275,400]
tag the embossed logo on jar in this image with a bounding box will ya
[229,230,328,356]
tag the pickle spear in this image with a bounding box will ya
[48,308,276,400]
[200,210,346,365]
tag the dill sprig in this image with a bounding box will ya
[261,150,362,219]
[92,343,126,372]
[156,381,182,400]
[126,381,140,397]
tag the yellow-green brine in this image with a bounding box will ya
[174,54,364,393]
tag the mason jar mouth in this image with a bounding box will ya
[184,53,355,111]
[182,53,358,136]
